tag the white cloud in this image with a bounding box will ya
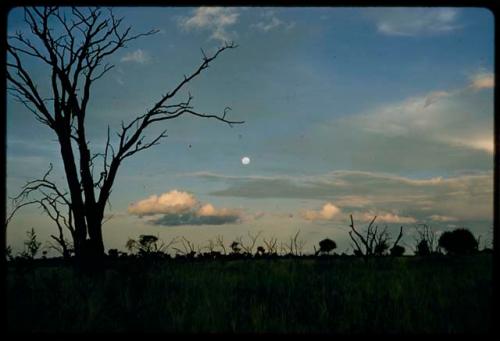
[302,202,341,221]
[429,214,458,222]
[197,203,239,218]
[352,78,494,154]
[179,7,240,42]
[120,49,150,64]
[128,190,242,226]
[367,8,460,36]
[128,190,197,216]
[358,212,417,224]
[423,91,450,108]
[469,72,494,91]
[445,136,494,154]
[252,10,295,32]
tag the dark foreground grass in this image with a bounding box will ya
[7,254,492,333]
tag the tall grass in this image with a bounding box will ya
[7,255,492,333]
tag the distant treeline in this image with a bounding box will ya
[6,215,492,263]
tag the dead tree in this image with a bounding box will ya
[263,236,278,255]
[348,214,404,257]
[172,237,197,258]
[8,164,74,258]
[389,226,405,256]
[236,231,262,255]
[7,7,243,260]
[215,235,227,255]
[280,231,306,256]
[414,224,438,255]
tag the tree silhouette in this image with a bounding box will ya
[8,164,76,259]
[315,238,337,256]
[390,245,405,256]
[348,214,404,257]
[414,224,439,256]
[7,7,243,261]
[438,228,478,255]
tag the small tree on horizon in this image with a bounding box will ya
[348,215,404,257]
[414,224,439,256]
[438,228,478,255]
[315,238,337,256]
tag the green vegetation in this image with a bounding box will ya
[7,254,492,333]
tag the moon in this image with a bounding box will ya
[241,156,250,165]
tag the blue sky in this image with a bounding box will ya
[6,7,494,254]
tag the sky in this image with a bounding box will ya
[6,7,495,255]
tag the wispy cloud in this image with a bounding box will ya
[350,76,493,154]
[120,49,150,64]
[366,8,461,36]
[128,190,242,226]
[469,71,494,91]
[358,211,416,224]
[423,91,450,108]
[178,7,240,42]
[429,214,458,222]
[191,170,493,223]
[252,10,295,32]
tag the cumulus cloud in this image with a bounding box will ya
[366,8,460,36]
[469,72,494,91]
[120,49,150,64]
[302,202,341,221]
[178,7,240,42]
[129,190,242,226]
[197,203,240,218]
[128,190,197,216]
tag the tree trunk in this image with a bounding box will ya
[87,216,105,258]
[57,131,88,259]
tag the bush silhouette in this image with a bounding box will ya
[390,245,405,256]
[315,238,337,256]
[125,235,168,257]
[374,240,390,256]
[256,246,265,256]
[415,240,431,256]
[438,228,478,255]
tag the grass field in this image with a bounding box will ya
[7,254,492,333]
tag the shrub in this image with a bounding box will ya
[390,245,405,256]
[315,238,337,256]
[126,234,168,257]
[438,228,478,255]
[415,240,431,256]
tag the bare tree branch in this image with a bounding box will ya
[7,7,242,260]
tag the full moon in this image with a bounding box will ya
[241,156,250,165]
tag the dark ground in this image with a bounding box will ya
[6,254,493,333]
